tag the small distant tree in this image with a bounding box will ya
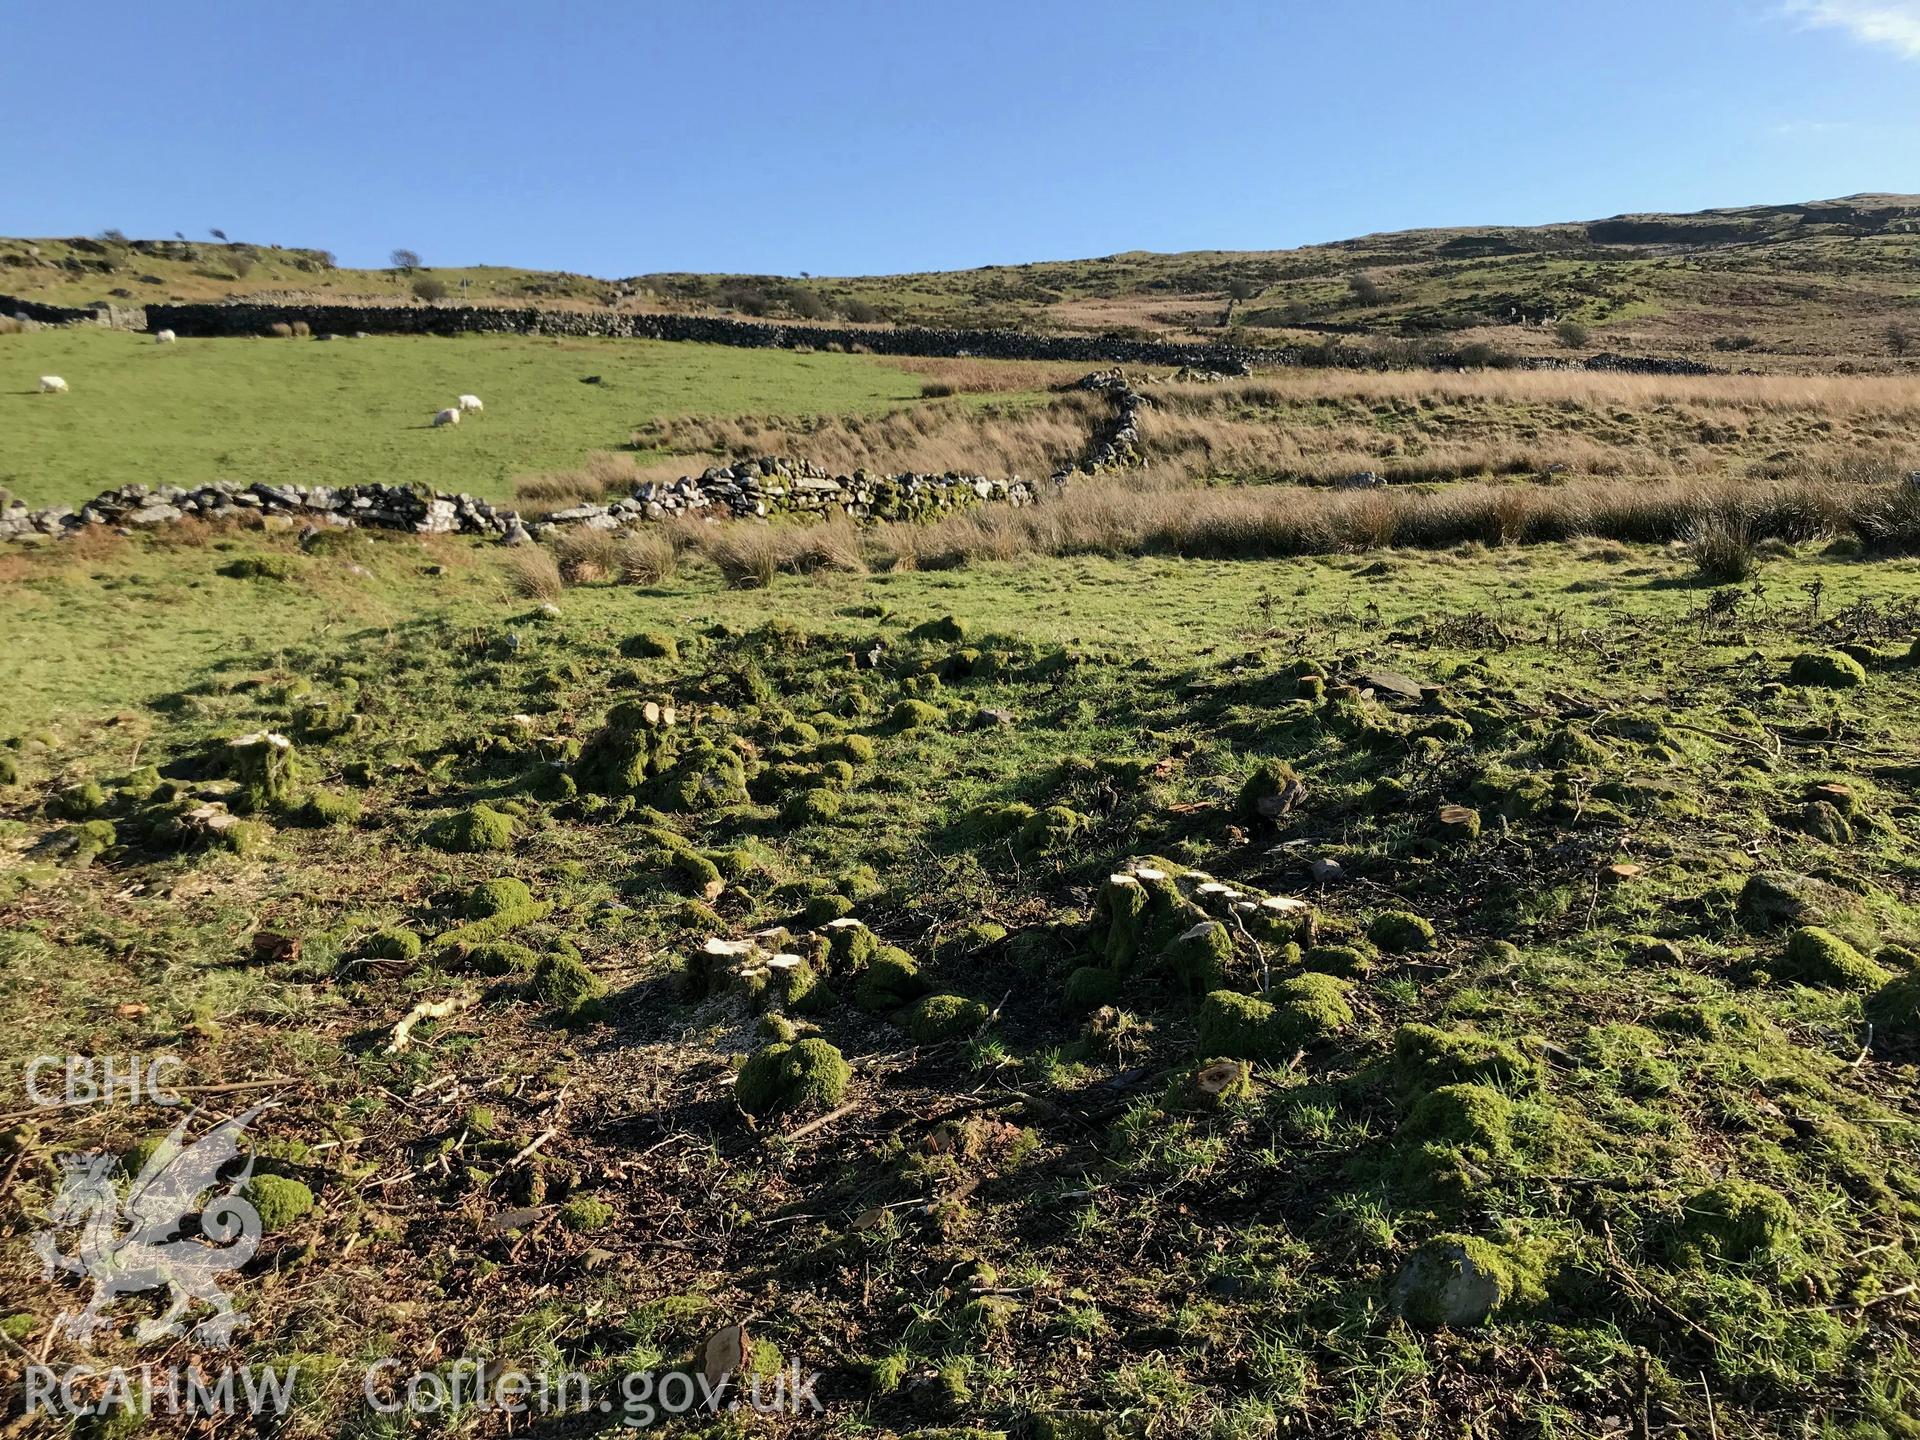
[1349,272,1384,306]
[1889,322,1913,358]
[412,275,450,301]
[391,248,422,273]
[841,298,881,324]
[209,228,227,242]
[1555,319,1592,349]
[98,228,128,245]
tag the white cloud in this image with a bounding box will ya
[1786,1,1920,60]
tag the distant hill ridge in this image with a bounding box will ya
[5,194,1916,367]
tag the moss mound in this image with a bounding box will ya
[856,946,925,1011]
[620,631,677,660]
[889,699,943,730]
[1017,804,1086,858]
[784,787,844,825]
[364,928,422,962]
[465,876,535,918]
[735,1037,852,1116]
[1780,926,1891,991]
[1866,972,1920,1039]
[226,732,300,813]
[1196,975,1352,1059]
[576,700,680,797]
[432,804,515,853]
[247,1174,316,1233]
[531,952,607,1021]
[1369,909,1437,954]
[48,778,105,819]
[561,1196,615,1232]
[1788,651,1867,689]
[1394,1023,1538,1090]
[298,789,362,827]
[1678,1179,1796,1264]
[1064,965,1123,1009]
[907,993,990,1043]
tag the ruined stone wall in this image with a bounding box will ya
[1,294,148,329]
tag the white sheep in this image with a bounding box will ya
[432,407,461,427]
[154,329,177,344]
[457,393,484,413]
[38,375,68,394]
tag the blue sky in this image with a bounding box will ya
[3,0,1915,277]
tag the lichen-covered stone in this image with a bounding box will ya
[1394,1232,1549,1328]
[1236,758,1302,823]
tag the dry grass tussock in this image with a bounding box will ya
[1162,367,1920,418]
[861,473,1920,569]
[524,473,1918,590]
[515,366,1920,513]
[505,546,563,601]
[883,355,1090,394]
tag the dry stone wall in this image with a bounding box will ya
[138,302,1722,376]
[5,290,1722,376]
[0,371,1153,545]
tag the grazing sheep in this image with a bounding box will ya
[457,393,483,413]
[154,329,177,344]
[38,375,68,394]
[432,407,461,427]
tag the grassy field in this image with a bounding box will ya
[3,516,1920,1438]
[5,302,1920,1438]
[0,329,955,509]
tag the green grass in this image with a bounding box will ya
[0,328,934,508]
[3,519,1919,1437]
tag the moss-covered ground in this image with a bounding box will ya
[2,526,1919,1438]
